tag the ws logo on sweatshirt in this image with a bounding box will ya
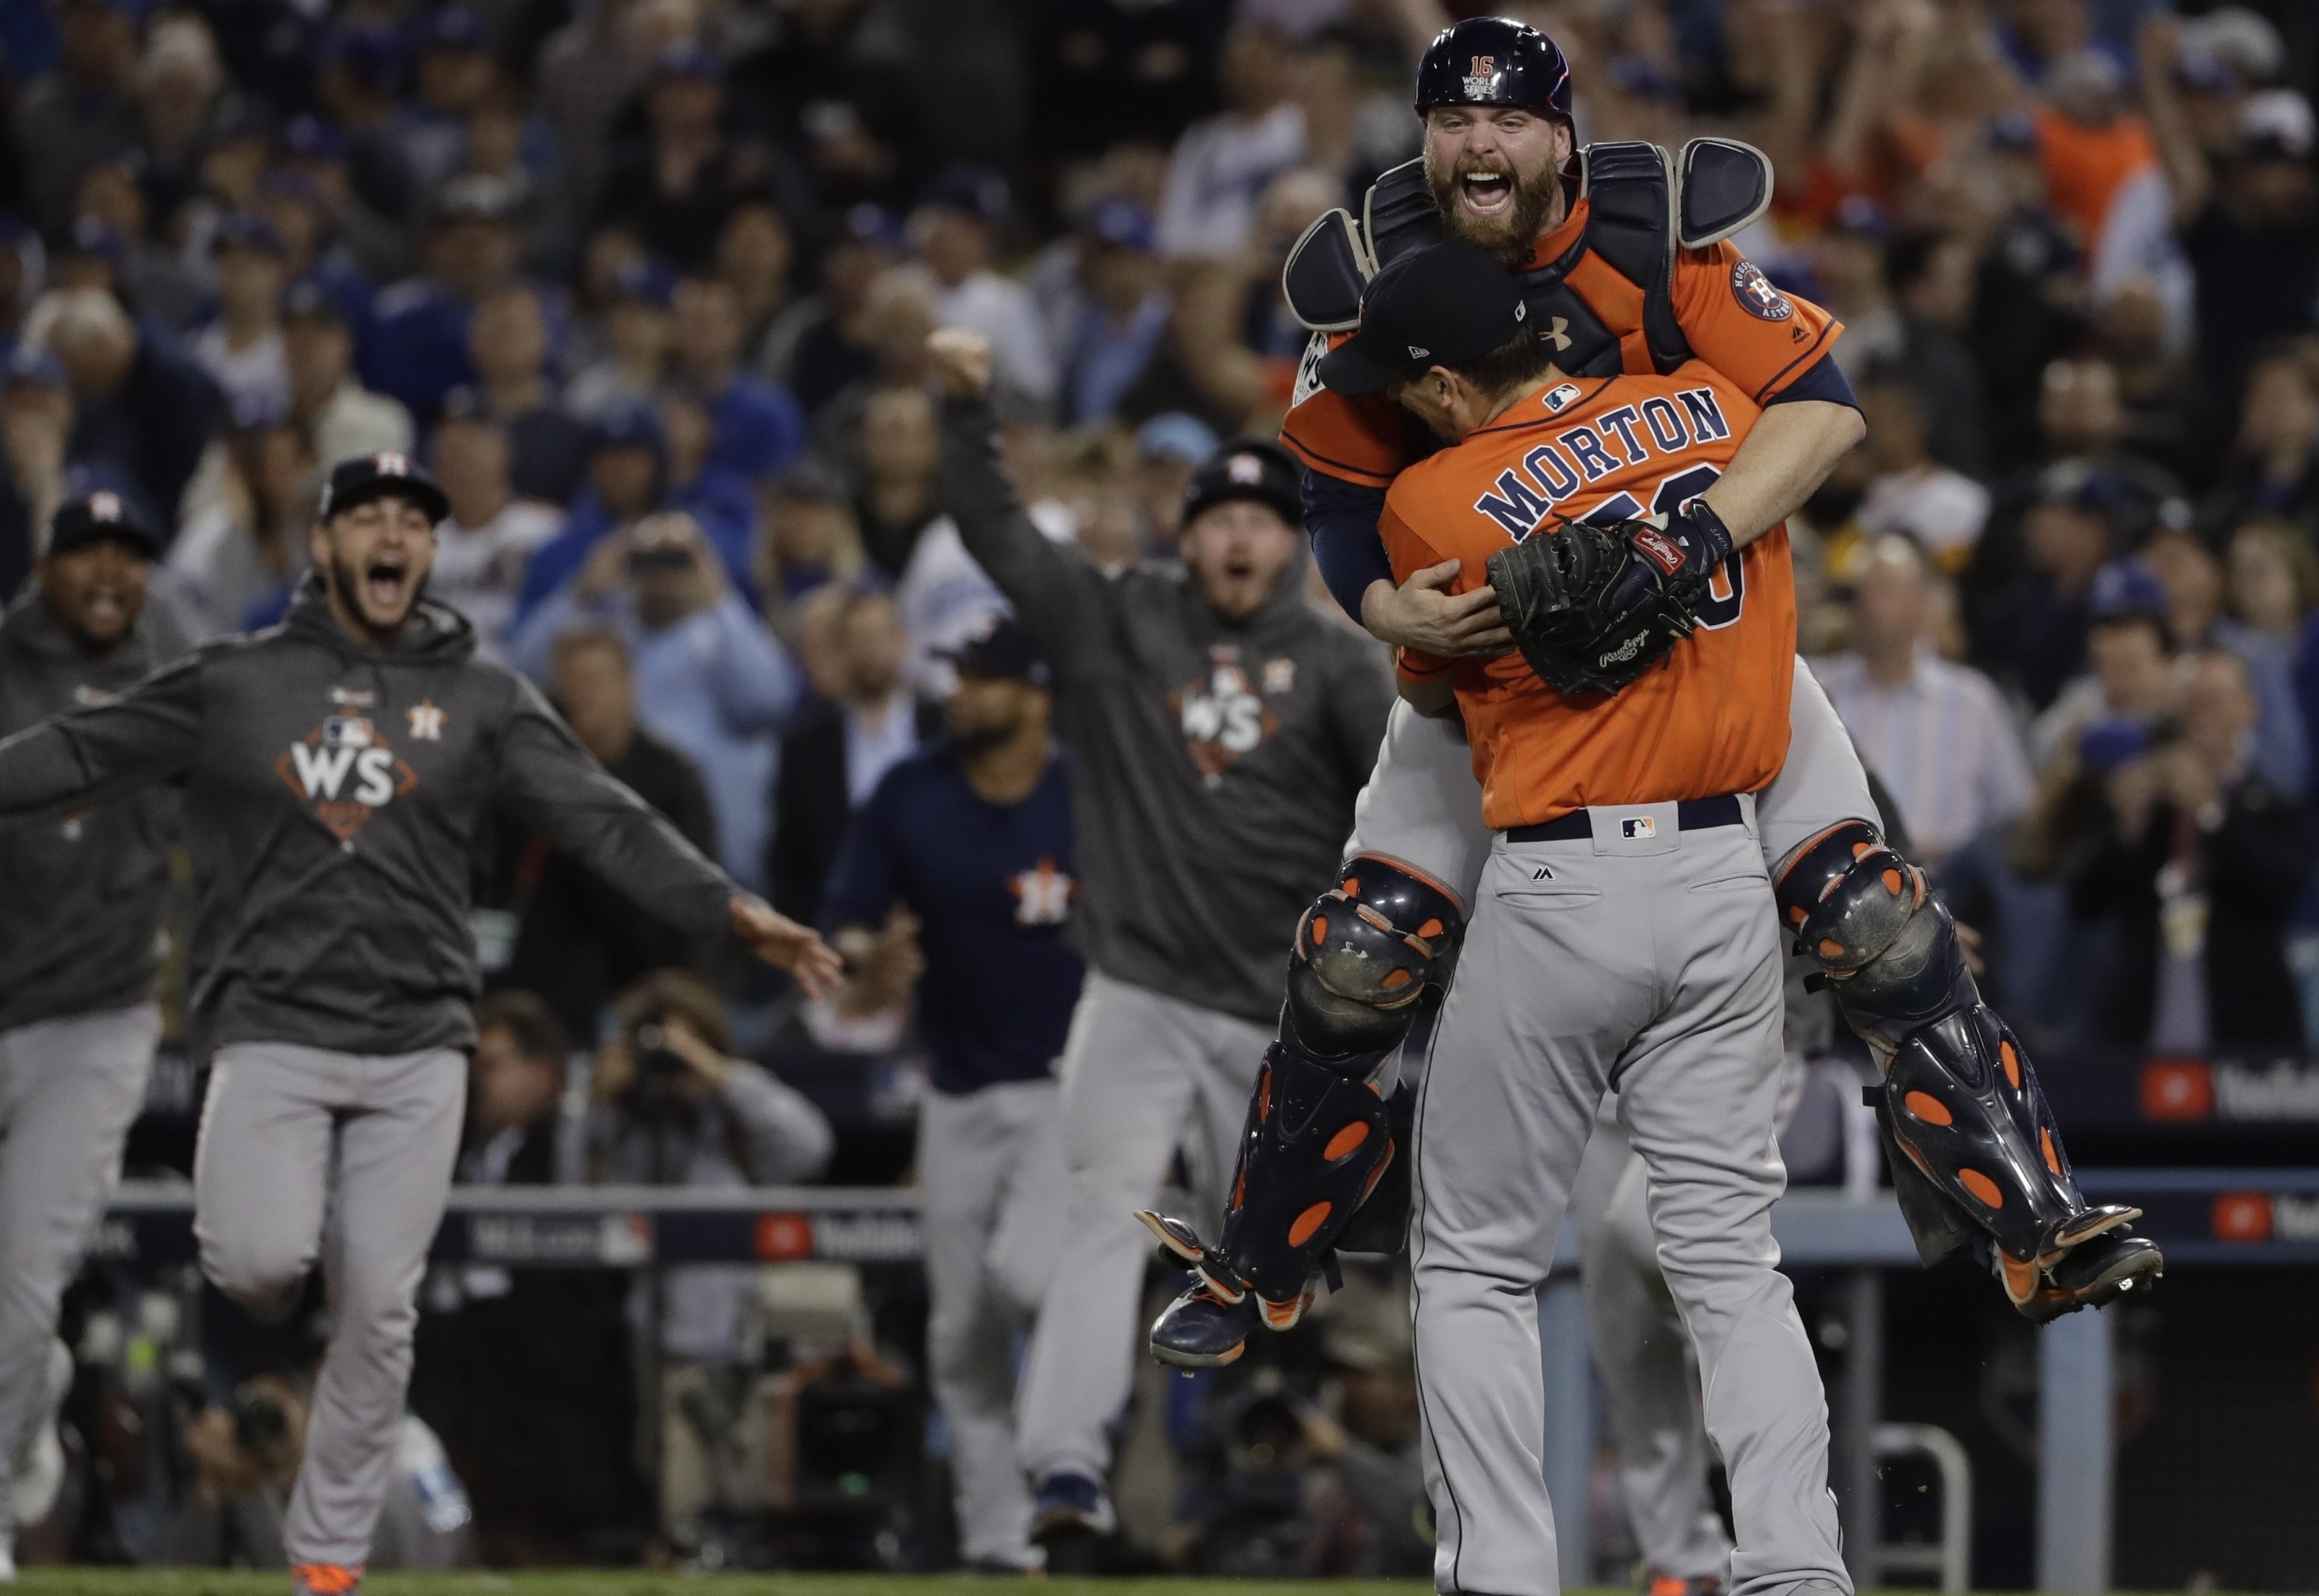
[276,713,418,841]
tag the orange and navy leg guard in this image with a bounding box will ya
[1143,856,1461,1364]
[1775,821,2161,1317]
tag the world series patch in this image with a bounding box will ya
[1730,258,1793,322]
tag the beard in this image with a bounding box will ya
[1426,147,1563,269]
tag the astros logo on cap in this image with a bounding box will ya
[1227,454,1265,484]
[375,451,411,475]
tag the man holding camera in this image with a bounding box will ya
[0,452,840,1596]
[0,489,183,1578]
[822,613,1079,1572]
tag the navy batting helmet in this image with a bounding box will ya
[1414,16,1572,120]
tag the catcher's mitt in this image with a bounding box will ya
[1484,517,1711,696]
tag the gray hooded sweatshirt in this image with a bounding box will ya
[0,576,736,1057]
[0,591,182,1029]
[941,396,1392,1025]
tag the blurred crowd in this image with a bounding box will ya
[10,0,2319,1577]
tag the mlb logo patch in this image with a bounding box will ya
[1621,815,1656,840]
[1542,383,1582,412]
[322,715,374,749]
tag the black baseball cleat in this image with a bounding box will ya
[2004,1231,2165,1324]
[1150,1276,1260,1368]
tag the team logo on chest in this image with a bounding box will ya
[1170,648,1282,786]
[277,709,419,841]
[406,700,447,741]
[1010,858,1076,927]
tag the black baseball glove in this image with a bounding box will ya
[1484,512,1720,697]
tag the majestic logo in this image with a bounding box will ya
[1730,259,1794,322]
[277,713,418,842]
[406,700,447,741]
[1170,652,1281,785]
[1620,815,1656,840]
[1463,54,1497,97]
[1009,858,1076,927]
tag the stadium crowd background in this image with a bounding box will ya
[5,0,2319,1580]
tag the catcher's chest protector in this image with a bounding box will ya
[1284,138,1774,380]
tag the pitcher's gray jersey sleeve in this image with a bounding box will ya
[0,651,206,820]
[490,672,735,939]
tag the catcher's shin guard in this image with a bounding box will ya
[1776,821,2155,1296]
[1144,858,1462,1362]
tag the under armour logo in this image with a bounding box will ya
[1543,316,1571,351]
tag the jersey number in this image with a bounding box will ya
[1578,465,1744,630]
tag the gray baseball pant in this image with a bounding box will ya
[0,1001,161,1528]
[193,1041,465,1570]
[1412,804,1848,1596]
[919,1077,1069,1567]
[1016,972,1271,1484]
[1345,660,1872,1585]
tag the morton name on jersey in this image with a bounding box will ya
[1378,362,1796,831]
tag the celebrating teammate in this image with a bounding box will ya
[928,328,1393,1545]
[0,491,181,1580]
[1333,236,1840,1596]
[1146,17,2159,1397]
[821,614,1080,1573]
[0,453,840,1596]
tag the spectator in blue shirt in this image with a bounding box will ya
[510,509,802,891]
[362,174,520,424]
[821,612,1078,1574]
[671,274,804,484]
[468,281,588,504]
[1059,198,1168,426]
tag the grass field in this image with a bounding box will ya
[7,1577,1457,1596]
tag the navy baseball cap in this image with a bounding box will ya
[920,164,1010,227]
[281,277,348,324]
[282,113,350,164]
[652,41,721,82]
[589,401,665,453]
[942,613,1050,685]
[1083,196,1155,252]
[45,489,159,558]
[2086,560,2169,627]
[211,211,287,257]
[62,217,126,263]
[320,451,449,522]
[769,458,847,505]
[1317,240,1529,396]
[1182,440,1303,528]
[610,257,677,307]
[839,202,905,252]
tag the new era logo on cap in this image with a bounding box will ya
[1226,453,1266,484]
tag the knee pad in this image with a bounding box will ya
[1773,821,1976,1055]
[1216,1042,1398,1307]
[1284,855,1465,1058]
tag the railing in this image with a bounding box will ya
[99,1168,2319,1591]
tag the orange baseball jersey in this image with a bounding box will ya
[1378,362,1797,830]
[1281,196,1844,489]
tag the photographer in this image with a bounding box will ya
[2069,649,2310,1051]
[585,972,833,1555]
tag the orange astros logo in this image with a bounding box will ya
[1009,859,1076,926]
[277,714,418,841]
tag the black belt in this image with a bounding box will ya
[1504,793,1745,845]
